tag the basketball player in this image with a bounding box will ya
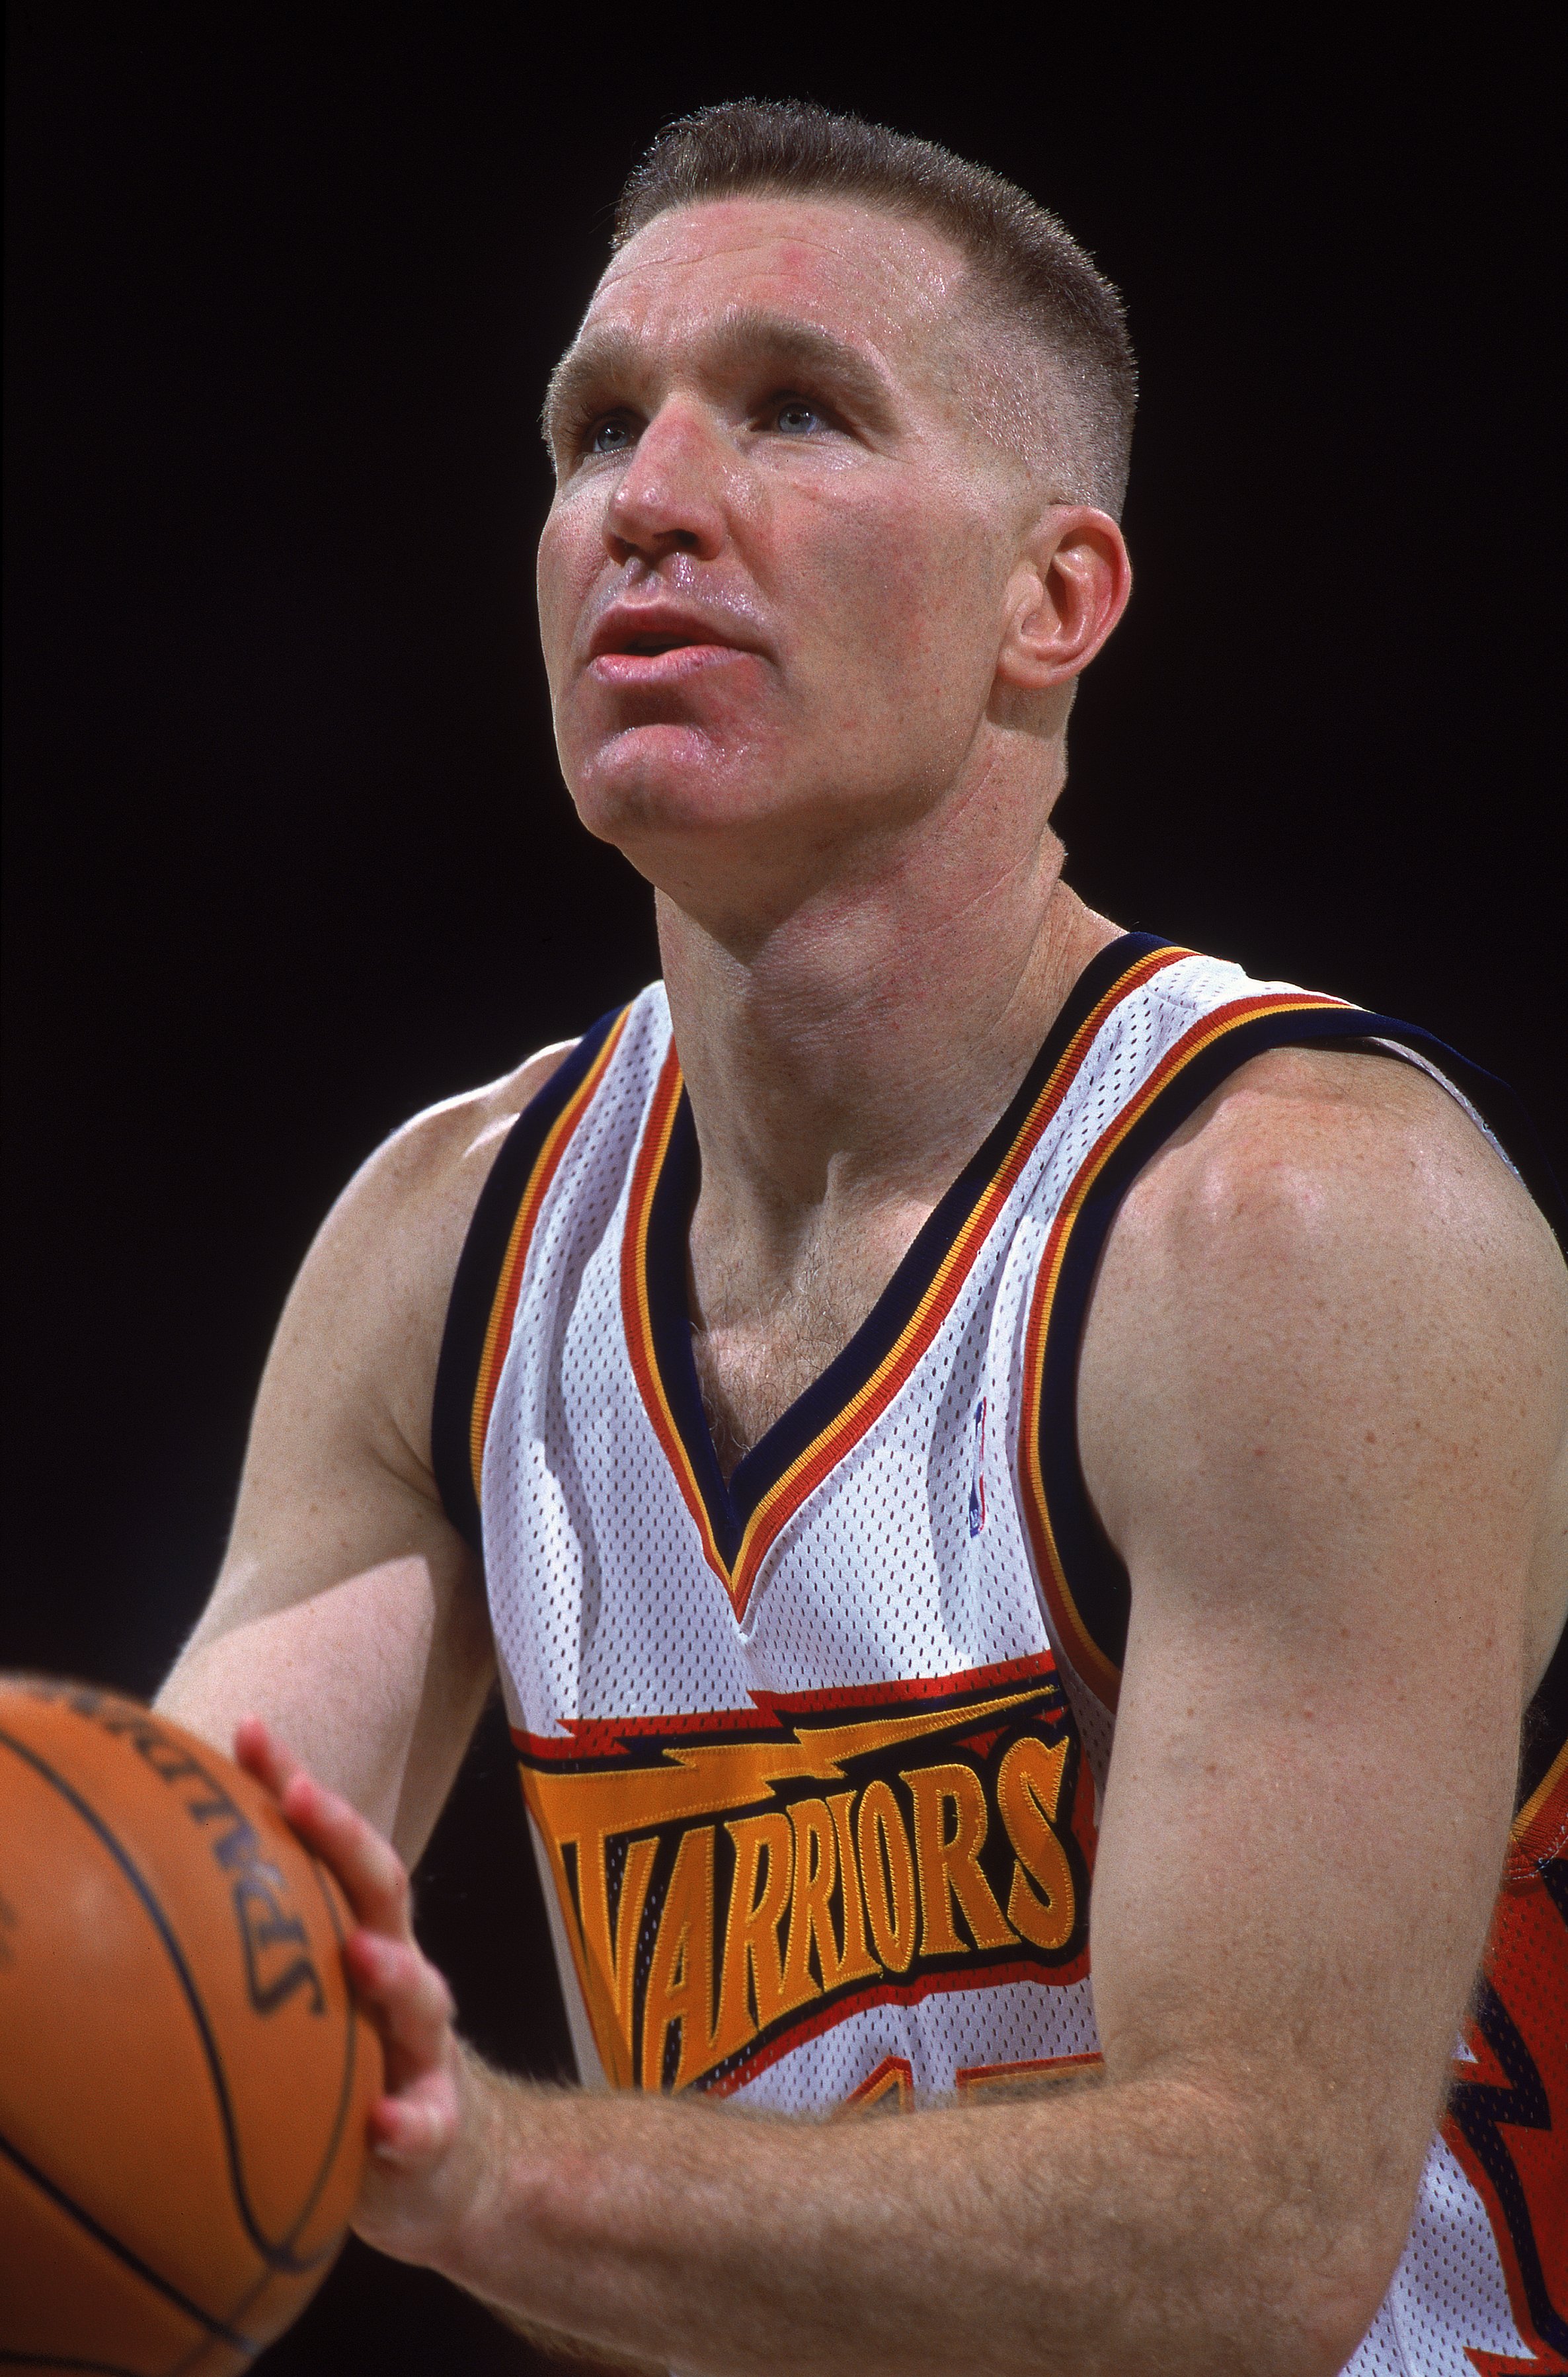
[157,104,1568,2376]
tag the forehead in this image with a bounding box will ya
[576,195,971,370]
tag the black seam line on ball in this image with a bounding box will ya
[288,1844,358,2253]
[219,1849,361,2343]
[0,1725,330,2275]
[0,2131,256,2355]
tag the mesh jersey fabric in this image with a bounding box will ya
[433,934,1567,2374]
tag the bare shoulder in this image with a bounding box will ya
[1100,1039,1563,1312]
[266,1036,578,1468]
[1121,1041,1558,1236]
[325,1037,577,1275]
[169,1033,582,1687]
[1079,1041,1568,1676]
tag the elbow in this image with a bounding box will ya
[1243,2222,1406,2377]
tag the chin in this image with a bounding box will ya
[567,725,796,850]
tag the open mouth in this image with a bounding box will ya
[588,604,760,670]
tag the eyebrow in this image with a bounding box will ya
[541,309,901,450]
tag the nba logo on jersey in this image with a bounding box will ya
[968,1398,988,1538]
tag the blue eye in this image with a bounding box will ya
[590,417,636,456]
[774,401,824,436]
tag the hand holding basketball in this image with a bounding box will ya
[233,1715,495,2271]
[0,1679,385,2375]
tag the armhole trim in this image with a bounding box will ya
[1515,1621,1568,1869]
[1019,998,1567,1720]
[430,1006,631,1554]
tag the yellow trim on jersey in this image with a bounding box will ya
[1019,988,1347,1711]
[1510,1737,1568,1872]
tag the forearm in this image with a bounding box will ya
[418,2053,1372,2377]
[157,1556,492,1858]
[239,1726,1416,2376]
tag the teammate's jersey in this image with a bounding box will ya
[433,934,1567,2376]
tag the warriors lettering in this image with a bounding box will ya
[518,1658,1094,2096]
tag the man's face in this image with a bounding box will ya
[537,196,1033,894]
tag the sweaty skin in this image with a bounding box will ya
[159,194,1568,2377]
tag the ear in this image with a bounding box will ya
[997,508,1132,692]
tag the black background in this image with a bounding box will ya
[3,7,1560,2369]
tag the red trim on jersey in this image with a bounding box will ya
[510,1651,1065,1763]
[1442,1861,1568,2370]
[839,2055,914,2113]
[955,2050,1104,2091]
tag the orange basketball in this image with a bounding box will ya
[0,1675,383,2374]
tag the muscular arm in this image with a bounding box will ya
[251,1048,1568,2376]
[1078,1049,1568,2303]
[158,1043,570,1863]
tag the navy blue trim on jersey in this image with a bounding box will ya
[639,934,1174,1569]
[1032,1006,1567,1702]
[639,1085,742,1564]
[431,1006,627,1556]
[1521,1613,1568,1817]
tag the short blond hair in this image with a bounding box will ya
[613,99,1138,516]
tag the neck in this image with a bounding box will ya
[658,773,1120,1287]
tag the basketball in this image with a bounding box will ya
[0,1675,383,2374]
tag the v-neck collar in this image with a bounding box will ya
[619,932,1181,1621]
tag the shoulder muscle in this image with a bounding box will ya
[188,1036,577,1648]
[297,1038,578,1478]
[1079,1044,1568,1683]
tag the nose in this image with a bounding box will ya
[604,401,728,567]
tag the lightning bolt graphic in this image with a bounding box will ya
[517,1687,1050,2089]
[519,1687,1044,1846]
[1448,1980,1568,2373]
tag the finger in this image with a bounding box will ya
[231,1715,414,1940]
[346,1930,455,2071]
[367,2066,461,2165]
[273,1768,414,1939]
[233,1713,302,1800]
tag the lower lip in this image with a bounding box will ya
[588,643,759,688]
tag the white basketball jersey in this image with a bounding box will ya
[433,934,1568,2374]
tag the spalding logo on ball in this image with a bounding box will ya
[0,1675,383,2374]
